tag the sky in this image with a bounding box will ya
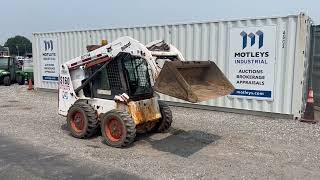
[0,0,318,44]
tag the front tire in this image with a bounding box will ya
[16,75,25,85]
[155,101,173,132]
[3,76,11,86]
[67,101,99,138]
[101,110,136,148]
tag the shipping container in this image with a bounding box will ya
[32,13,311,119]
[311,25,320,106]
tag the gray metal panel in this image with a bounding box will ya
[32,13,310,118]
[311,25,320,106]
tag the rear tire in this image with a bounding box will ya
[155,101,172,132]
[3,76,11,86]
[67,101,99,138]
[16,75,25,85]
[101,110,136,148]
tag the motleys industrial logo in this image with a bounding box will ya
[228,26,276,101]
[42,40,56,57]
[240,30,264,49]
[44,40,54,51]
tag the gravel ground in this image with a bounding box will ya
[0,85,320,179]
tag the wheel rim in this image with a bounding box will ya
[105,118,123,142]
[71,112,85,133]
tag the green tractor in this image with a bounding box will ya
[0,55,26,86]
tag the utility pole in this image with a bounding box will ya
[24,44,27,56]
[16,45,19,56]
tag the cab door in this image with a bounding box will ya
[9,58,18,81]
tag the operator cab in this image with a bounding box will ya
[0,56,11,70]
[83,52,153,101]
[0,56,21,71]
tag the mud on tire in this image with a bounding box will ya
[101,110,136,148]
[67,101,99,138]
[155,101,173,132]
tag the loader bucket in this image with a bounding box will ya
[154,61,235,103]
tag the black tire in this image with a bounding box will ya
[67,101,99,138]
[155,101,173,132]
[101,110,136,148]
[16,75,25,85]
[3,76,11,86]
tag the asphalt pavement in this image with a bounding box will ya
[0,135,142,180]
[0,85,320,180]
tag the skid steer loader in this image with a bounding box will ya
[59,36,234,147]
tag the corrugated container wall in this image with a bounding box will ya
[311,25,320,106]
[32,13,311,119]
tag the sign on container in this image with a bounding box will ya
[229,26,277,101]
[40,38,59,81]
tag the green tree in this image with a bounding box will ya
[4,36,32,56]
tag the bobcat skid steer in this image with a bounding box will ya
[59,36,234,147]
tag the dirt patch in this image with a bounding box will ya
[0,104,14,108]
[20,107,32,110]
[86,145,102,149]
[7,100,19,103]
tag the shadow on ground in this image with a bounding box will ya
[62,123,221,157]
[0,100,32,110]
[136,128,221,158]
[61,123,102,138]
[0,135,142,180]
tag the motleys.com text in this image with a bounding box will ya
[232,89,272,98]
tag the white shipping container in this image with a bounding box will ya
[32,13,311,119]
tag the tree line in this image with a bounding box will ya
[0,36,32,56]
